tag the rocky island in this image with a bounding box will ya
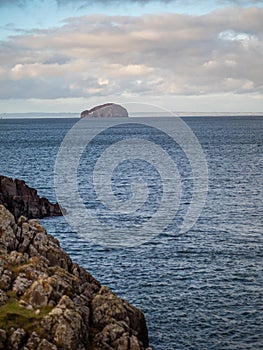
[0,177,150,350]
[81,103,129,118]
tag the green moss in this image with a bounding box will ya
[5,256,40,273]
[0,296,53,334]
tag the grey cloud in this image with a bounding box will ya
[0,7,262,99]
[0,0,25,7]
[221,0,263,3]
[56,0,263,4]
[56,0,176,5]
[0,0,173,7]
[0,74,107,99]
[54,0,263,9]
[1,0,262,7]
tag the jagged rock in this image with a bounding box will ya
[37,339,58,350]
[0,205,149,349]
[28,279,53,308]
[0,290,8,306]
[23,332,41,350]
[0,329,7,349]
[9,328,27,350]
[92,286,149,349]
[0,264,12,291]
[12,273,33,296]
[0,175,62,221]
[81,103,129,118]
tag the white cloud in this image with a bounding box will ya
[0,65,5,76]
[219,29,258,42]
[98,78,109,86]
[0,7,262,104]
[113,64,155,76]
[218,29,259,49]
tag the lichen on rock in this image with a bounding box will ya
[0,205,150,349]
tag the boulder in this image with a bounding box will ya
[0,175,62,220]
[0,205,150,349]
[81,103,129,118]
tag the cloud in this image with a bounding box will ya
[218,29,258,42]
[0,0,25,7]
[0,7,262,100]
[0,0,173,7]
[56,0,172,4]
[1,0,262,7]
[54,0,263,5]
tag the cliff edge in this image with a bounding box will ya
[81,103,129,118]
[0,205,150,350]
[0,175,62,221]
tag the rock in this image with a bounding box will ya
[12,273,33,296]
[9,328,27,350]
[0,290,8,306]
[0,175,62,221]
[92,286,149,349]
[0,329,7,349]
[37,339,58,350]
[23,331,41,349]
[28,279,53,308]
[81,103,129,118]
[0,264,13,291]
[0,205,150,349]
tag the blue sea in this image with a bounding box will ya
[0,116,262,349]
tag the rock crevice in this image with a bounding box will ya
[0,205,150,350]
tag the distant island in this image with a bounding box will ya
[80,103,129,118]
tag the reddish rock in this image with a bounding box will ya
[0,175,62,220]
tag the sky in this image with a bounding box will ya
[0,0,262,114]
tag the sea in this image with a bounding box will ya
[0,115,262,349]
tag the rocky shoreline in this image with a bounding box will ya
[0,176,151,349]
[0,175,62,221]
[0,205,150,349]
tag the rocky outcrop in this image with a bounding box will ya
[0,175,62,221]
[0,205,150,350]
[81,103,129,118]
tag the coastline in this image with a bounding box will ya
[0,177,151,349]
[0,204,151,350]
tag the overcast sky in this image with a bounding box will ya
[0,0,262,113]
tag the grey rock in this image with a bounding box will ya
[12,273,33,296]
[0,289,8,306]
[37,339,58,350]
[0,263,13,291]
[91,286,148,349]
[9,328,27,350]
[23,332,41,350]
[0,329,7,349]
[0,205,149,349]
[28,279,53,308]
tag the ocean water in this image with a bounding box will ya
[0,116,262,349]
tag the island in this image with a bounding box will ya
[81,103,129,118]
